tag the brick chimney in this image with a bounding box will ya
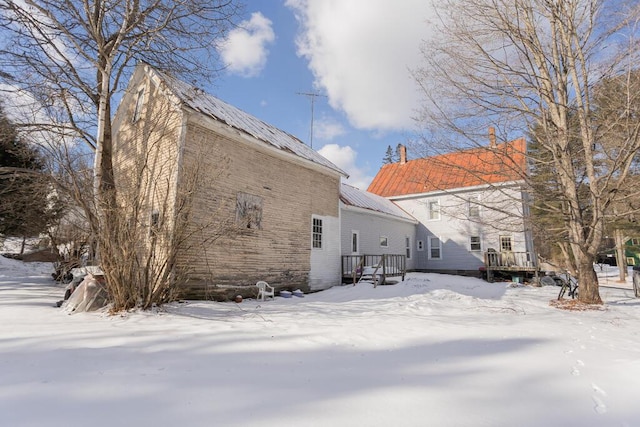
[399,144,407,164]
[489,126,496,148]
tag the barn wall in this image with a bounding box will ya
[177,121,341,299]
[112,67,184,265]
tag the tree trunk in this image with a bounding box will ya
[614,228,627,282]
[577,256,602,304]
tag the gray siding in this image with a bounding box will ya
[341,206,416,270]
[394,185,529,273]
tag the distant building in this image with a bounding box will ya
[368,135,535,278]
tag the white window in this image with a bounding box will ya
[428,236,442,259]
[132,88,145,122]
[312,217,323,249]
[417,240,424,251]
[500,235,513,252]
[469,195,480,218]
[405,236,411,259]
[351,231,359,254]
[470,236,481,251]
[428,200,440,220]
[380,236,388,247]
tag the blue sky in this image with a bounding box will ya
[209,0,437,190]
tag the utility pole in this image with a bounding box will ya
[297,91,325,148]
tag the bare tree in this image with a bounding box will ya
[415,0,640,304]
[0,0,241,309]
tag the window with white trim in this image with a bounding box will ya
[405,236,411,259]
[428,236,442,259]
[312,217,323,249]
[468,195,480,218]
[500,235,513,252]
[428,200,440,220]
[351,230,359,254]
[470,236,481,251]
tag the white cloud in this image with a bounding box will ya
[318,144,373,190]
[219,12,275,77]
[0,84,43,124]
[1,84,82,149]
[286,0,436,131]
[314,116,346,141]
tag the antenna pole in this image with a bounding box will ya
[297,92,325,148]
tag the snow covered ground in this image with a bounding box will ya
[1,255,639,427]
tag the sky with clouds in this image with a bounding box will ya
[213,0,436,190]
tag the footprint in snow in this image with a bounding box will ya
[571,360,584,376]
[591,383,607,414]
[592,395,608,414]
[592,383,606,396]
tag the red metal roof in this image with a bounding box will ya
[367,138,527,197]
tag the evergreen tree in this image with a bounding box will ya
[0,104,59,240]
[382,145,395,164]
[395,144,403,162]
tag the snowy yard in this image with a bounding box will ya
[1,256,639,427]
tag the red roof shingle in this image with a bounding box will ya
[367,138,527,197]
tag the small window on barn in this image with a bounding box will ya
[312,217,323,249]
[236,192,263,229]
[132,88,145,123]
[151,210,160,231]
[150,210,160,235]
[380,236,389,247]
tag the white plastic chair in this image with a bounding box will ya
[256,281,275,301]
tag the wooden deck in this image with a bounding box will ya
[341,254,406,285]
[483,251,538,282]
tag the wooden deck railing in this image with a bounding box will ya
[341,254,406,285]
[484,251,537,270]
